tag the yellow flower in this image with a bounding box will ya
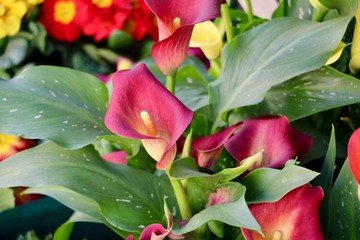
[325,41,347,65]
[190,20,222,60]
[0,0,27,38]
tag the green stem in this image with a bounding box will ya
[166,170,192,220]
[245,0,254,22]
[166,72,177,94]
[221,3,234,42]
[312,8,328,22]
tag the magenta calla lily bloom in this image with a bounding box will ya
[144,0,224,75]
[224,116,312,170]
[192,122,242,170]
[241,184,324,240]
[102,151,127,165]
[348,128,360,184]
[104,63,193,170]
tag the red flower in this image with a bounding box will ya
[124,0,158,41]
[192,122,242,170]
[104,63,193,170]
[144,0,224,75]
[40,0,85,42]
[225,116,312,170]
[81,0,132,42]
[241,185,324,240]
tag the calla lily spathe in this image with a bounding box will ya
[348,128,360,199]
[224,116,312,170]
[241,185,324,240]
[144,0,224,75]
[190,21,222,60]
[192,122,242,170]
[104,63,193,170]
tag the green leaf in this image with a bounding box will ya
[329,160,360,239]
[241,66,360,122]
[0,37,28,69]
[209,3,356,129]
[0,142,176,237]
[173,183,262,235]
[240,164,319,203]
[171,151,262,182]
[175,65,209,111]
[172,153,261,214]
[313,125,336,238]
[0,66,112,149]
[53,222,74,240]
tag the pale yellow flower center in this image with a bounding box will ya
[272,230,283,240]
[173,17,181,29]
[92,0,112,8]
[54,1,76,24]
[140,111,158,137]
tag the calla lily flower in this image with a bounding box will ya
[192,122,242,170]
[102,151,127,165]
[325,41,347,65]
[347,128,360,199]
[189,21,222,60]
[224,116,312,170]
[139,201,184,240]
[349,6,360,74]
[241,184,324,240]
[144,0,224,75]
[104,63,193,170]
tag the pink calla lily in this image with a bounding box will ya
[139,202,184,240]
[192,122,242,170]
[105,63,193,170]
[102,151,127,165]
[348,128,360,199]
[224,116,312,170]
[241,184,324,240]
[144,0,224,75]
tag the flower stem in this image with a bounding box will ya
[245,0,254,22]
[166,72,177,94]
[221,3,234,42]
[166,169,192,220]
[312,8,328,22]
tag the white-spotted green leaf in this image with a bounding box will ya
[0,66,112,149]
[209,0,357,129]
[173,183,262,235]
[175,65,209,111]
[313,125,336,238]
[240,164,319,203]
[329,160,360,239]
[0,142,176,238]
[240,66,360,121]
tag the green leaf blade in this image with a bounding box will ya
[243,66,360,121]
[0,142,176,236]
[0,66,111,149]
[210,14,354,128]
[240,164,319,203]
[329,160,360,239]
